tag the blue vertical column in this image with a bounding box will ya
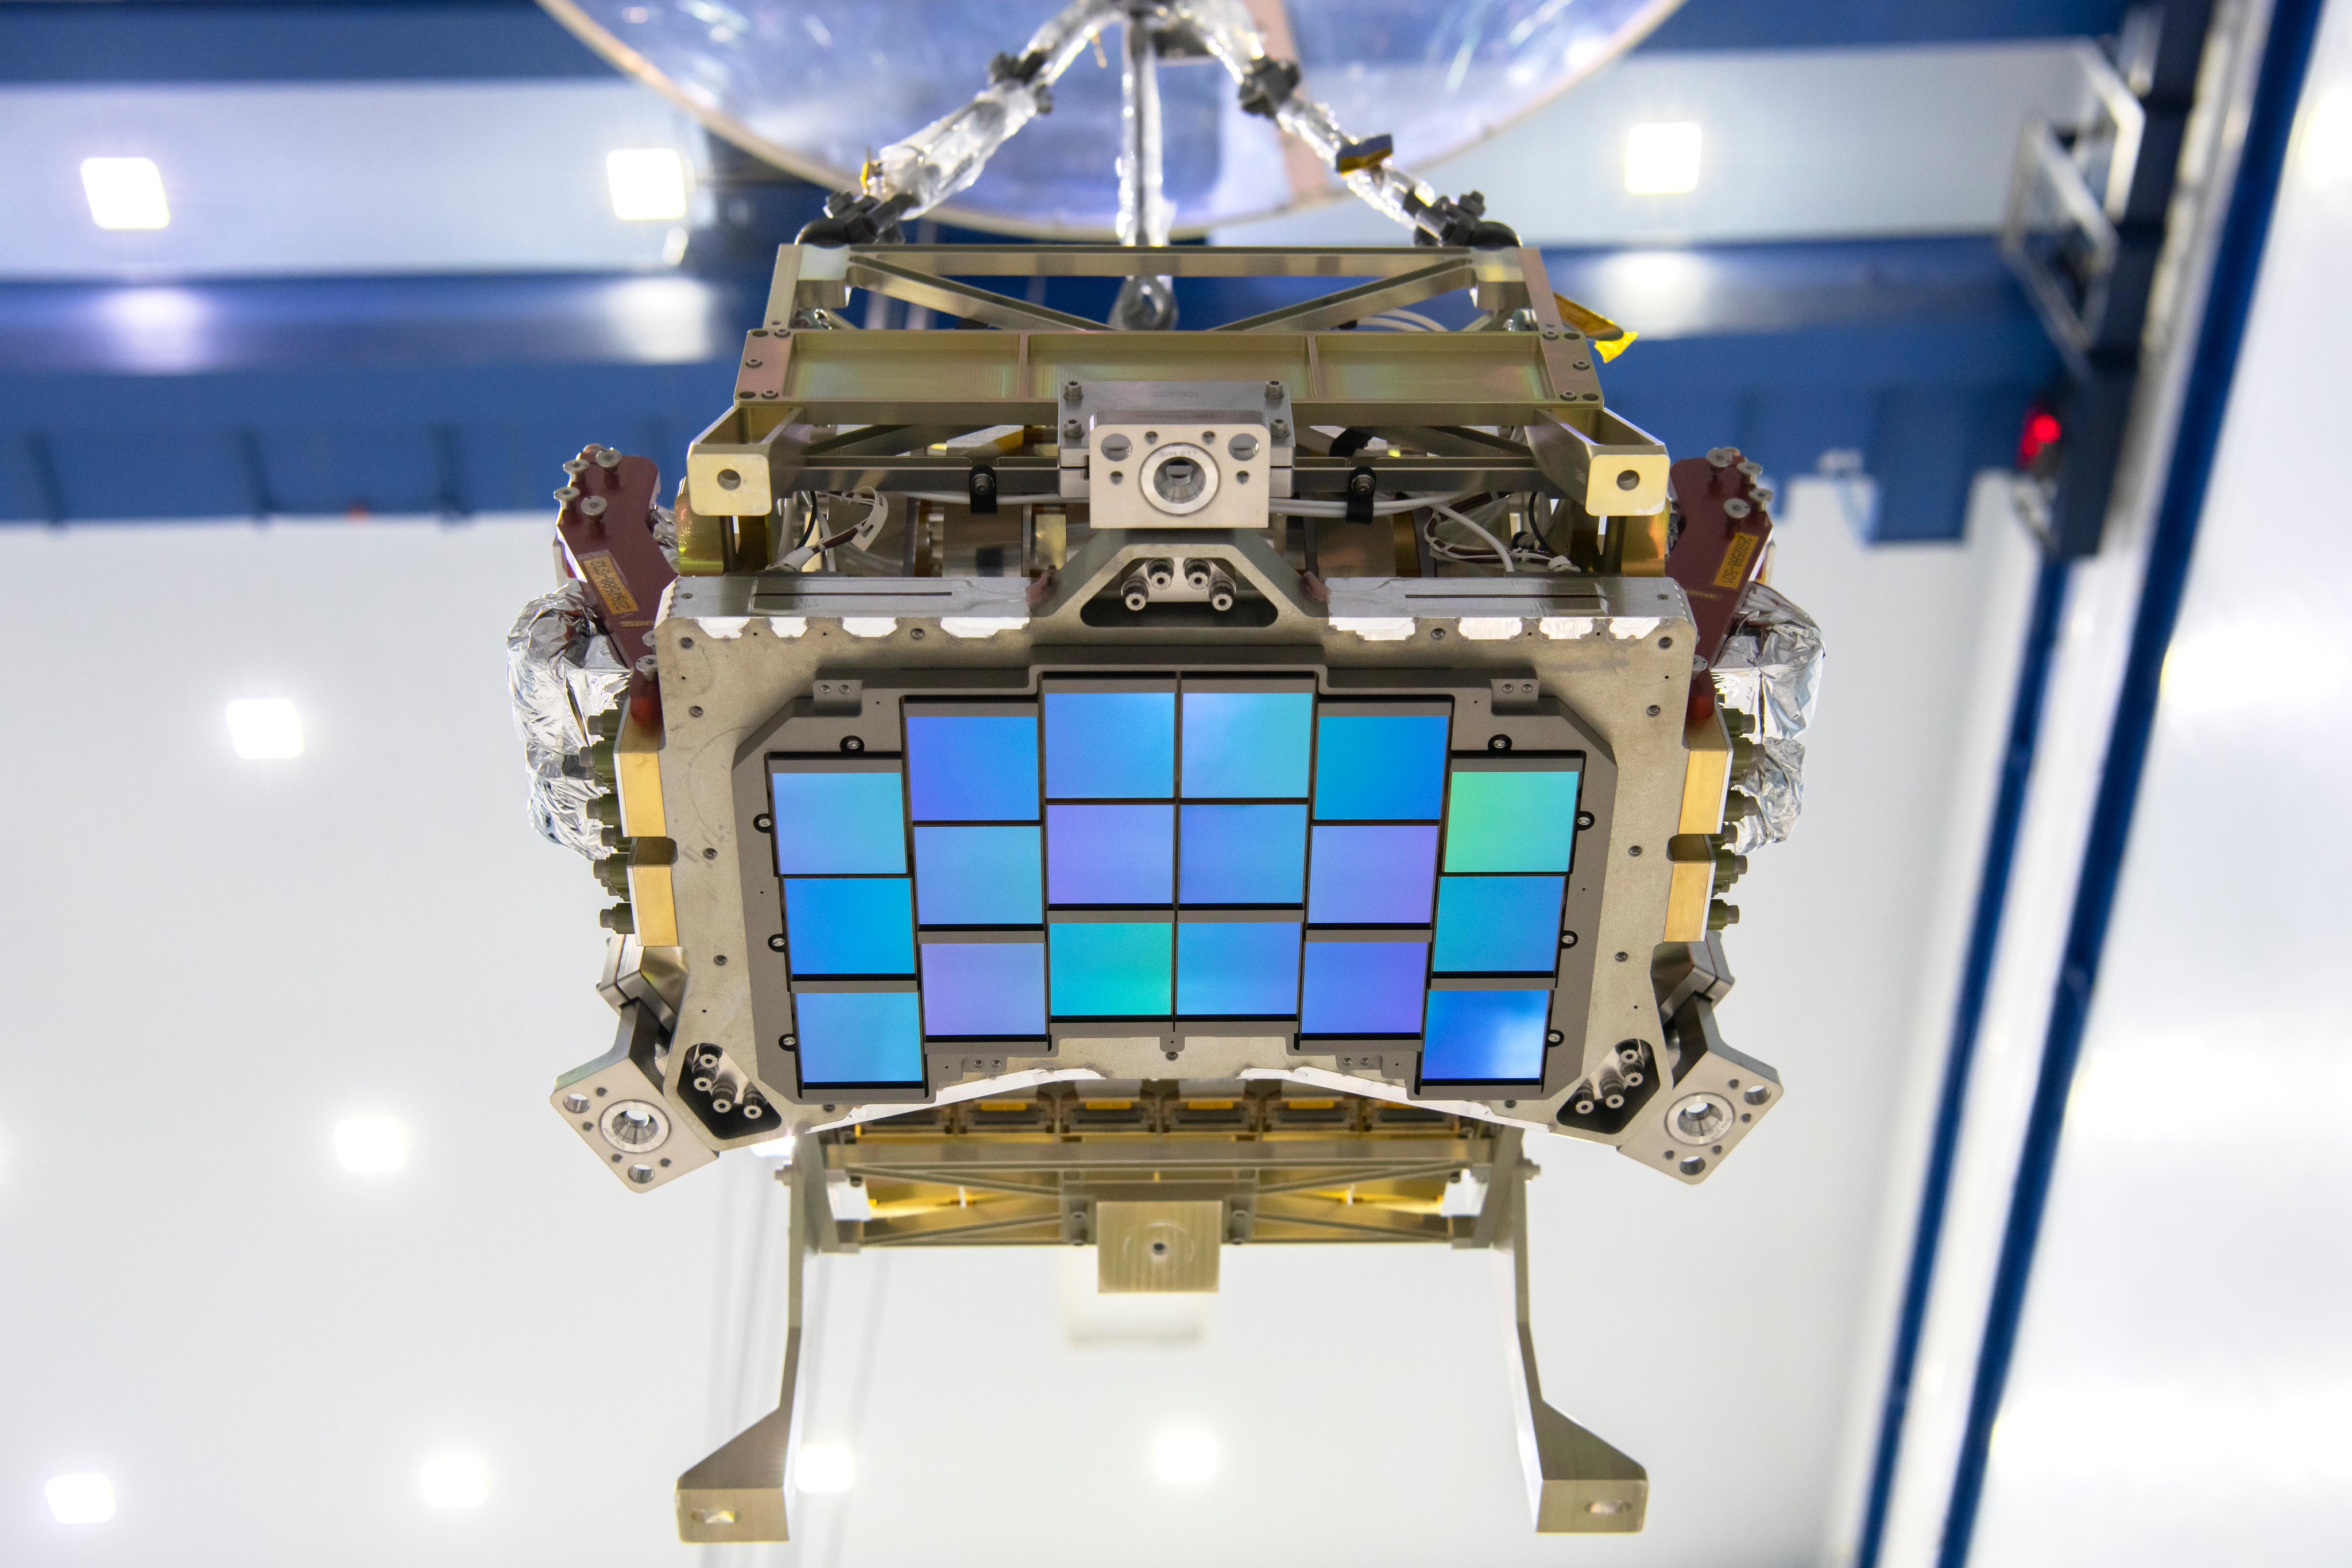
[1421,756,1580,1084]
[904,704,1046,1042]
[769,758,922,1087]
[1042,683,1176,1020]
[1175,682,1312,1020]
[1299,705,1449,1042]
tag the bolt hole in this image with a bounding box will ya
[563,1093,590,1114]
[717,468,741,491]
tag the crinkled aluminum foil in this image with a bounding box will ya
[506,582,630,860]
[649,505,679,572]
[1712,581,1825,852]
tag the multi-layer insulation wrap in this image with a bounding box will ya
[505,581,631,860]
[1711,581,1825,854]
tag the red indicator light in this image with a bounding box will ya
[2018,411,2063,466]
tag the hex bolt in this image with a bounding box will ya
[1062,419,1082,442]
[1350,473,1374,495]
[1206,567,1236,614]
[1265,380,1283,402]
[1063,380,1083,405]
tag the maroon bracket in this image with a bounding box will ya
[1663,450,1774,677]
[556,448,675,665]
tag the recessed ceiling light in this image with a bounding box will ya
[608,148,689,222]
[418,1453,488,1509]
[1624,122,1702,195]
[225,698,304,760]
[82,157,170,230]
[334,1117,408,1174]
[795,1442,854,1494]
[1151,1428,1217,1484]
[45,1473,116,1525]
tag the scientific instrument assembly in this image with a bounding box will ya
[505,0,1824,1541]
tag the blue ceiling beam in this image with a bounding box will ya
[0,238,2051,540]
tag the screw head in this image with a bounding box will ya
[841,735,864,752]
[1576,810,1596,830]
[1266,379,1283,401]
[768,933,787,951]
[688,704,703,717]
[1063,380,1082,404]
[703,846,718,860]
[754,814,772,833]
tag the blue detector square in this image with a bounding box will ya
[1306,824,1439,924]
[1047,804,1173,905]
[1300,940,1428,1035]
[771,771,906,875]
[1044,691,1174,799]
[920,942,1047,1037]
[914,826,1042,926]
[783,878,915,975]
[1421,989,1551,1082]
[1048,921,1172,1016]
[1182,691,1312,798]
[905,714,1039,822]
[1443,769,1580,873]
[1177,921,1302,1016]
[1179,804,1307,904]
[1312,713,1449,820]
[795,990,924,1086]
[1432,876,1566,973]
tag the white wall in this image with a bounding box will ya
[0,487,2023,1565]
[1967,6,2352,1561]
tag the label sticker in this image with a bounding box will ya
[581,552,639,615]
[1712,532,1757,590]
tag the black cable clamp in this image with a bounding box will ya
[968,465,999,516]
[1345,465,1377,524]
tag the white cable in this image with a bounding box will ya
[1428,501,1516,574]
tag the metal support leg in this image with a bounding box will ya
[1109,6,1177,329]
[675,1137,829,1542]
[1491,1141,1649,1533]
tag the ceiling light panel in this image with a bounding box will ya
[606,148,688,221]
[225,698,304,760]
[80,157,169,230]
[1624,121,1703,195]
[334,1116,408,1174]
[45,1473,116,1525]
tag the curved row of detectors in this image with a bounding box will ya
[766,680,1581,1093]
